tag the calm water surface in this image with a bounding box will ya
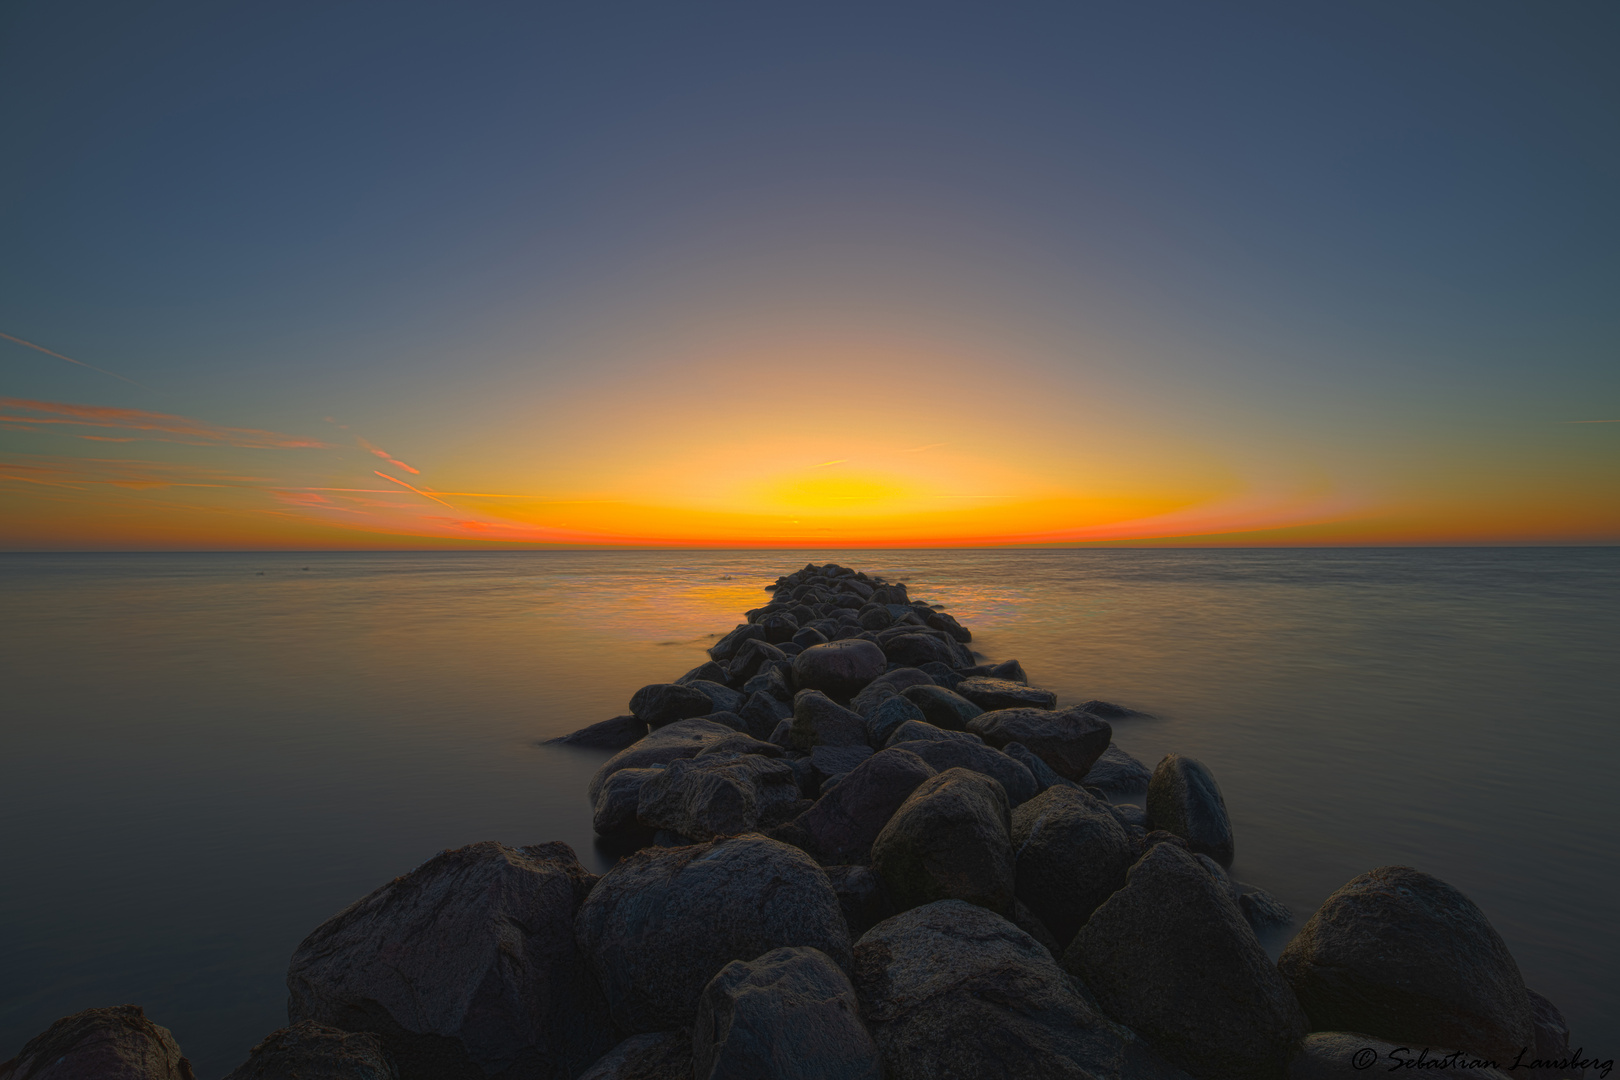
[2,549,1616,1074]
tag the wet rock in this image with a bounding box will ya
[878,633,963,670]
[1146,754,1235,867]
[756,611,800,644]
[1063,843,1307,1080]
[1000,741,1079,793]
[709,623,765,663]
[636,754,802,840]
[1526,990,1583,1080]
[882,720,981,747]
[577,1032,692,1080]
[630,683,715,728]
[222,1020,396,1080]
[679,660,731,686]
[790,690,870,749]
[737,692,792,740]
[692,947,881,1080]
[576,834,851,1033]
[593,767,662,838]
[791,748,937,865]
[1239,888,1294,932]
[1011,786,1137,949]
[968,706,1111,782]
[886,738,1039,807]
[792,626,830,648]
[729,639,789,683]
[871,767,1015,913]
[862,695,924,747]
[1276,865,1534,1061]
[0,1005,195,1080]
[588,719,739,805]
[824,865,897,940]
[922,609,971,642]
[1084,745,1153,795]
[1077,699,1148,720]
[686,679,744,714]
[853,901,1189,1080]
[793,640,888,701]
[1285,1032,1513,1079]
[898,684,982,730]
[288,841,615,1080]
[548,714,648,750]
[954,677,1058,711]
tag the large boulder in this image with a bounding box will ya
[577,1033,691,1080]
[870,768,1014,914]
[287,841,615,1080]
[878,633,963,670]
[547,715,648,750]
[898,685,982,730]
[793,641,887,701]
[967,706,1111,782]
[1285,1032,1513,1079]
[588,719,738,804]
[789,690,870,749]
[1062,843,1307,1080]
[592,767,661,838]
[223,1021,396,1080]
[954,677,1057,711]
[629,683,714,727]
[853,901,1189,1080]
[636,753,801,840]
[692,947,882,1080]
[730,639,789,683]
[0,1005,195,1080]
[1145,754,1235,867]
[788,748,937,865]
[1276,866,1534,1061]
[576,835,851,1032]
[886,738,1039,807]
[1083,745,1153,794]
[1010,786,1137,949]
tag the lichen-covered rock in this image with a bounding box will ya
[547,714,648,750]
[953,677,1057,711]
[1063,843,1307,1080]
[1145,754,1235,867]
[1084,745,1153,794]
[587,719,739,804]
[1276,866,1534,1061]
[968,706,1111,782]
[630,683,715,727]
[636,753,801,840]
[1285,1032,1513,1079]
[576,835,851,1033]
[577,1033,692,1080]
[0,1005,195,1080]
[790,747,937,865]
[885,738,1039,807]
[871,767,1014,914]
[853,901,1189,1080]
[898,685,982,731]
[692,948,881,1080]
[790,690,870,749]
[286,841,614,1080]
[223,1021,396,1080]
[1010,786,1136,949]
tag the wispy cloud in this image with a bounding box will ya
[814,459,847,467]
[356,436,421,473]
[0,398,330,449]
[0,331,146,387]
[373,470,456,508]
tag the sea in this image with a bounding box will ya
[1,548,1615,1075]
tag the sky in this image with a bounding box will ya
[2,0,1616,548]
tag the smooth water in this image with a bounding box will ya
[1,549,1615,1074]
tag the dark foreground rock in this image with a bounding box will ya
[636,753,800,840]
[853,901,1190,1080]
[1083,745,1153,794]
[824,865,898,940]
[548,714,647,750]
[577,1033,692,1080]
[898,684,982,730]
[1276,865,1534,1061]
[630,683,714,727]
[286,841,613,1080]
[576,834,851,1032]
[1145,754,1235,867]
[1286,1032,1513,1079]
[790,690,870,748]
[786,747,936,865]
[870,767,1014,914]
[793,640,887,701]
[967,706,1112,781]
[587,719,739,804]
[1526,989,1584,1080]
[0,1005,195,1080]
[885,738,1039,806]
[692,947,881,1080]
[1010,786,1136,949]
[223,1021,397,1080]
[1063,843,1307,1080]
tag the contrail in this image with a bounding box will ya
[373,470,456,508]
[0,332,146,388]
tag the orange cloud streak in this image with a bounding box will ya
[0,398,330,449]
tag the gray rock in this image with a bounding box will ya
[737,691,792,740]
[1194,853,1243,907]
[547,714,648,750]
[1526,989,1583,1080]
[898,685,982,730]
[1062,843,1307,1080]
[857,606,893,631]
[0,1005,195,1080]
[793,626,830,648]
[1084,745,1153,794]
[702,711,747,732]
[709,623,765,662]
[686,679,744,714]
[741,662,793,702]
[871,767,1014,913]
[288,841,615,1080]
[594,766,663,837]
[678,661,730,686]
[791,748,937,865]
[878,633,963,670]
[917,661,962,688]
[223,1021,396,1080]
[886,738,1039,807]
[636,754,802,840]
[1285,1032,1513,1079]
[588,719,739,805]
[768,718,795,749]
[954,677,1058,711]
[793,640,888,701]
[1276,865,1534,1061]
[1240,888,1293,932]
[630,683,715,727]
[853,901,1190,1080]
[824,865,897,940]
[756,611,800,643]
[862,695,925,747]
[922,609,971,642]
[850,668,933,716]
[968,706,1111,782]
[1145,754,1235,867]
[692,947,881,1080]
[790,690,870,749]
[577,1032,692,1080]
[810,744,874,779]
[1000,741,1080,793]
[882,720,981,747]
[576,835,852,1033]
[1112,802,1147,830]
[696,732,786,758]
[1011,786,1137,949]
[730,639,789,683]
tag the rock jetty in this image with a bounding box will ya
[4,562,1592,1080]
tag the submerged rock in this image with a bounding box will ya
[548,714,648,750]
[223,1021,396,1080]
[871,767,1015,914]
[1010,786,1136,949]
[0,1005,195,1080]
[287,841,614,1080]
[1276,865,1534,1061]
[1145,754,1235,867]
[968,706,1111,782]
[793,640,887,701]
[954,677,1057,711]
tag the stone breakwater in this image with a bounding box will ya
[1,562,1590,1080]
